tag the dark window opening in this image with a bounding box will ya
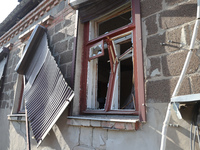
[98,11,132,36]
[119,42,134,109]
[97,48,110,109]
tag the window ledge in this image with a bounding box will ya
[67,115,139,130]
[7,114,26,122]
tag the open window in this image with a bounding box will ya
[87,31,135,111]
[80,0,145,121]
[110,33,135,110]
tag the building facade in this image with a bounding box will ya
[0,0,200,149]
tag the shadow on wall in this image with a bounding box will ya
[0,110,10,150]
[9,121,27,150]
[32,108,79,150]
[165,104,198,150]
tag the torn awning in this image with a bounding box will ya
[15,25,74,146]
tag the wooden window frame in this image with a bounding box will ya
[88,40,104,60]
[17,76,25,114]
[80,0,146,121]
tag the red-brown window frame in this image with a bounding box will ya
[17,75,25,114]
[88,40,104,61]
[79,0,146,122]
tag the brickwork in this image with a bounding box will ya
[65,118,138,150]
[48,7,76,87]
[0,0,64,47]
[0,0,199,150]
[142,0,200,103]
[67,118,138,131]
[0,1,77,149]
[146,77,191,102]
[143,14,158,36]
[190,74,200,93]
[162,50,199,76]
[140,0,162,18]
[0,0,76,109]
[146,57,161,78]
[159,3,196,30]
[0,44,22,109]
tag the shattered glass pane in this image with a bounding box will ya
[89,40,104,60]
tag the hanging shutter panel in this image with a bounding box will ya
[0,58,7,78]
[15,25,46,75]
[15,25,74,146]
[75,0,130,23]
[0,47,9,91]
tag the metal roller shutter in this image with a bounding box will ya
[15,25,74,146]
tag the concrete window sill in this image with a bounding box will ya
[67,115,139,130]
[7,114,26,122]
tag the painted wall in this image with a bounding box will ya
[0,0,200,150]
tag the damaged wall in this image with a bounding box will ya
[0,0,200,150]
[142,0,200,149]
[0,0,77,150]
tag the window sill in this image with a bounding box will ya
[67,115,139,130]
[7,114,26,122]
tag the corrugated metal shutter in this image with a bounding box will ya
[15,25,74,146]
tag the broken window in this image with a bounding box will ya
[111,34,135,110]
[87,31,135,111]
[98,10,132,36]
[89,3,132,40]
[89,40,104,60]
[79,0,145,115]
[79,0,145,120]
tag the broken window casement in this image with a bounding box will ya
[79,0,145,116]
[86,31,135,111]
[89,40,104,60]
[0,47,10,93]
[15,25,74,146]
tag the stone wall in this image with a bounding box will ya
[141,0,200,149]
[0,0,200,150]
[0,1,77,150]
[142,0,200,103]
